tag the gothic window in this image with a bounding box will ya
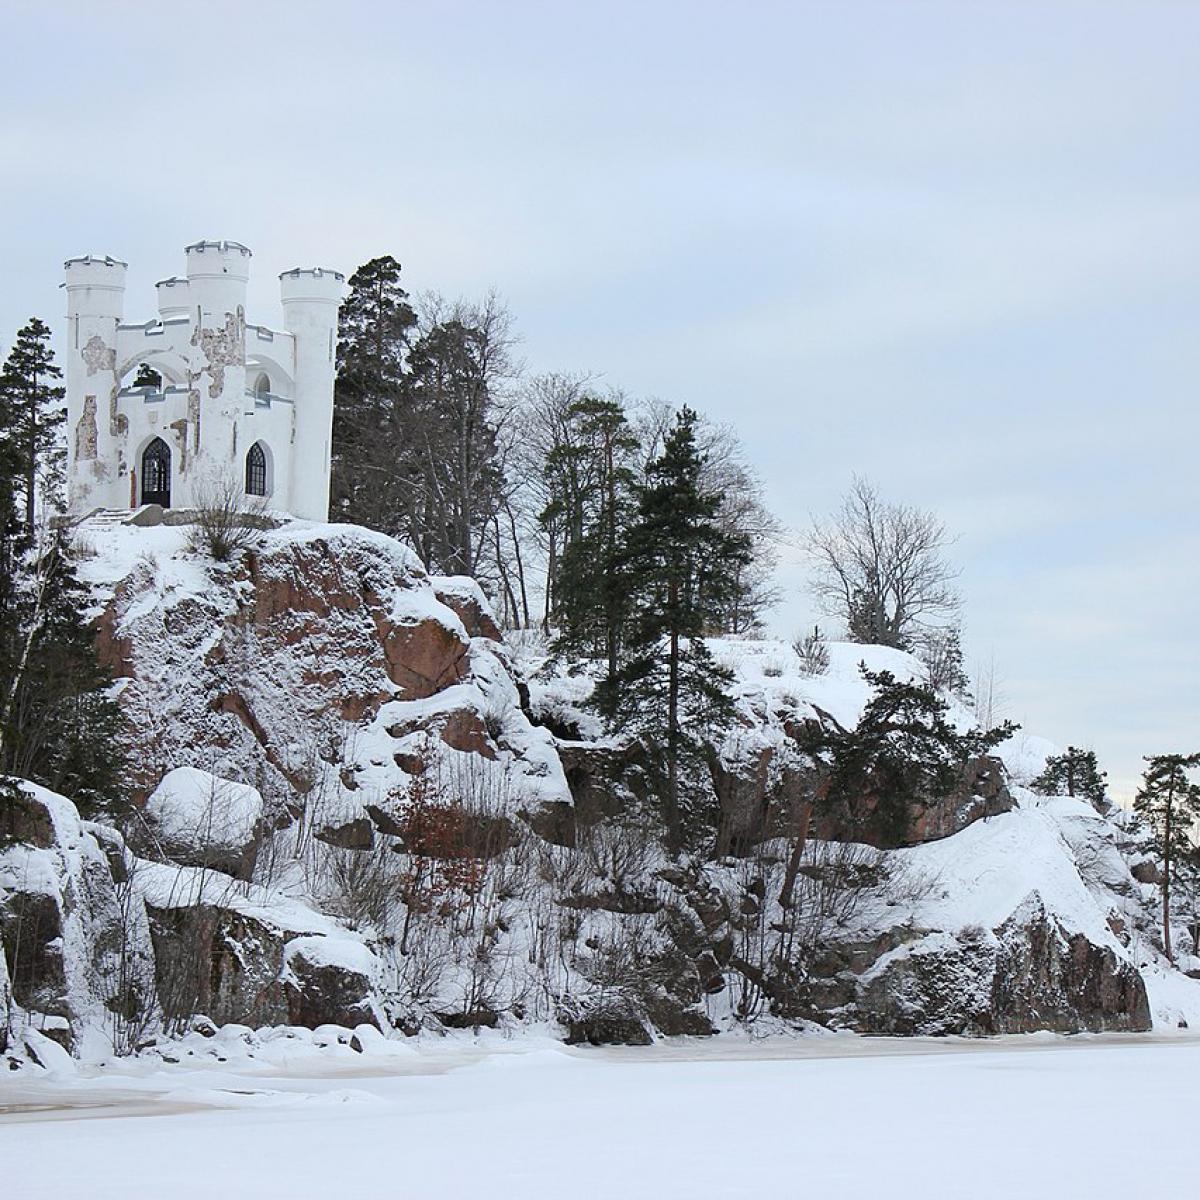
[254,372,271,399]
[140,437,171,507]
[245,442,268,496]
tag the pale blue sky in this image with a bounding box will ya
[2,1,1196,796]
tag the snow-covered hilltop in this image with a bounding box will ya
[3,515,1198,1067]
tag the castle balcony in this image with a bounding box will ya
[243,388,295,411]
[117,383,191,405]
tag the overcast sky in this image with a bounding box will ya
[2,0,1197,797]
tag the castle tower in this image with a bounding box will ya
[154,276,190,319]
[280,267,344,521]
[64,254,127,512]
[185,240,251,483]
[63,239,341,522]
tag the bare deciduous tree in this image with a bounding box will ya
[807,477,959,648]
[185,471,271,563]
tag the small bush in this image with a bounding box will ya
[481,701,507,745]
[791,626,830,676]
[185,474,271,562]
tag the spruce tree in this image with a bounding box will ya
[1031,746,1109,809]
[609,407,751,846]
[1133,753,1200,963]
[0,318,65,536]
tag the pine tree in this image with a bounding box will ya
[1031,746,1109,809]
[331,261,510,581]
[331,256,417,526]
[609,407,751,846]
[1133,753,1200,963]
[405,316,505,575]
[916,625,971,699]
[0,532,125,817]
[798,667,1018,847]
[546,395,640,682]
[0,384,23,621]
[0,318,65,536]
[0,322,123,816]
[337,255,417,395]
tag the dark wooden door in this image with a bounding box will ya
[141,437,171,507]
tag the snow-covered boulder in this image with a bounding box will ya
[143,767,264,877]
[827,798,1154,1034]
[146,901,290,1029]
[136,856,379,1032]
[430,573,503,643]
[281,936,381,1031]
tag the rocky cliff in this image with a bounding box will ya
[3,515,1194,1064]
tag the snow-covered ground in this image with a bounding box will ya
[3,1033,1198,1199]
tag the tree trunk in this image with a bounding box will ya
[0,546,54,767]
[24,392,37,538]
[666,579,680,842]
[1163,791,1173,963]
[543,533,556,635]
[504,501,530,628]
[779,800,814,910]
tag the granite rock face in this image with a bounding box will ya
[0,783,157,1057]
[838,895,1151,1036]
[3,522,1176,1058]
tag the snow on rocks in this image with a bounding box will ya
[836,794,1158,1034]
[143,767,264,876]
[995,731,1059,786]
[0,780,158,1062]
[281,936,382,1031]
[34,517,1196,1052]
[74,515,574,839]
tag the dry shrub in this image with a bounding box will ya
[186,473,272,563]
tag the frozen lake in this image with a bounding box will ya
[3,1032,1196,1199]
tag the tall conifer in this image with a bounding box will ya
[0,317,65,535]
[1134,753,1200,962]
[0,322,123,816]
[609,407,751,845]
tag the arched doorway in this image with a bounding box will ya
[245,441,268,497]
[141,437,171,507]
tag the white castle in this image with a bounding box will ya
[64,240,343,523]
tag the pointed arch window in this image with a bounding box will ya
[245,441,268,496]
[141,437,171,507]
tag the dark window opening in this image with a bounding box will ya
[246,442,267,496]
